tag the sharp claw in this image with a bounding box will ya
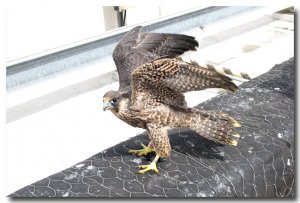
[231,140,238,146]
[136,162,159,174]
[128,149,137,154]
[138,169,147,174]
[232,133,240,138]
[138,168,159,174]
[128,143,154,156]
[233,122,241,128]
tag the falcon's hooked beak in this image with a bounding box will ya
[103,101,113,111]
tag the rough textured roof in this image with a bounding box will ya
[9,58,294,198]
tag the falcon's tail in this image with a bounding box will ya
[188,60,252,81]
[187,108,241,146]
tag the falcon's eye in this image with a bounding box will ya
[111,98,117,103]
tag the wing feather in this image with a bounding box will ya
[112,26,199,93]
[131,58,238,108]
[141,58,238,93]
[131,66,187,109]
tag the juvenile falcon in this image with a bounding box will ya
[103,26,240,174]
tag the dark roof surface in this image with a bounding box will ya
[9,58,294,198]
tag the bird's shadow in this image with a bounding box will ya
[93,129,226,165]
[167,128,226,161]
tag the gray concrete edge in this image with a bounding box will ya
[6,6,258,90]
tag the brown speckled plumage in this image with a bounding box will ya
[103,26,240,173]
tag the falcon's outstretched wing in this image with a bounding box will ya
[131,57,238,109]
[112,26,199,93]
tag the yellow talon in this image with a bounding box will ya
[137,155,160,174]
[232,133,240,138]
[233,121,241,128]
[128,143,155,156]
[137,162,159,174]
[231,140,238,146]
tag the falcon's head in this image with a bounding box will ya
[103,91,122,111]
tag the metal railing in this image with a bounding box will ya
[6,6,257,90]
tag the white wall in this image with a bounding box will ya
[124,4,205,28]
[6,0,106,61]
[6,1,203,62]
[125,5,160,26]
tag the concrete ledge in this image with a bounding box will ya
[6,6,261,90]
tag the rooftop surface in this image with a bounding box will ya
[9,58,295,197]
[5,6,294,197]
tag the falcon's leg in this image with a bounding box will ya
[137,154,160,174]
[128,143,155,156]
[147,124,171,158]
[136,124,171,174]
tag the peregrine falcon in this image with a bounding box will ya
[103,26,240,174]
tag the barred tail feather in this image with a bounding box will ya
[189,60,252,80]
[188,109,240,146]
[206,64,251,80]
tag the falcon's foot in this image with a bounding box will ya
[128,143,154,156]
[137,155,160,174]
